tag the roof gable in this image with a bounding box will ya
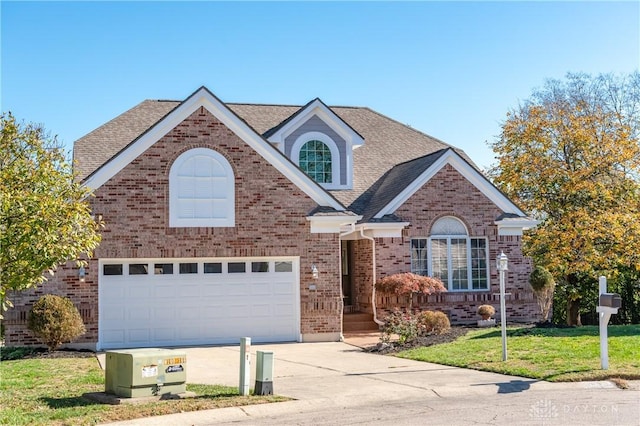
[82,87,345,210]
[353,149,449,222]
[371,148,528,220]
[265,98,364,149]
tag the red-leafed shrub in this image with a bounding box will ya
[376,272,446,310]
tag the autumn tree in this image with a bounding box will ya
[490,72,640,326]
[0,113,102,317]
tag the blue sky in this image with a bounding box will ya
[2,1,639,170]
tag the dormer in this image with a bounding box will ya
[266,99,364,190]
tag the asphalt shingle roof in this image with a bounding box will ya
[73,98,475,216]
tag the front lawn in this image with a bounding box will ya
[397,325,640,382]
[0,355,287,426]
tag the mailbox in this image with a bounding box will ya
[599,293,622,309]
[105,348,187,398]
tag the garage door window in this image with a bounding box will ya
[179,263,198,274]
[275,261,293,272]
[154,263,174,274]
[204,262,222,273]
[251,262,269,272]
[103,264,123,275]
[129,264,148,275]
[228,262,246,273]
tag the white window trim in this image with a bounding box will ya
[291,132,342,190]
[169,147,235,228]
[424,236,490,292]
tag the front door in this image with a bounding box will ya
[341,241,354,312]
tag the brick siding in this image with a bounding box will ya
[369,164,539,324]
[5,107,342,346]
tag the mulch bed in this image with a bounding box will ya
[1,347,95,360]
[366,326,470,354]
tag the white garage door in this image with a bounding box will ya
[98,257,300,349]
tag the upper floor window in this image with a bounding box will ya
[169,148,235,227]
[299,140,332,183]
[411,216,489,291]
[291,132,340,188]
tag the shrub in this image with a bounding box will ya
[381,309,420,344]
[27,295,85,351]
[417,310,450,335]
[376,273,446,310]
[529,266,556,322]
[477,304,496,319]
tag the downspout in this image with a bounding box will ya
[359,227,384,326]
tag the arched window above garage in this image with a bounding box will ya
[169,148,235,227]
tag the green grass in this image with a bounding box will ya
[0,356,288,426]
[397,325,640,382]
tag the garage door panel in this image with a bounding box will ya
[272,281,295,294]
[249,283,270,296]
[128,307,151,321]
[99,258,299,349]
[128,329,151,344]
[251,303,271,317]
[153,328,175,341]
[202,285,226,297]
[177,306,201,320]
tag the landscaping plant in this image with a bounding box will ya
[27,294,86,351]
[477,304,496,320]
[376,272,446,310]
[417,310,450,335]
[529,265,556,322]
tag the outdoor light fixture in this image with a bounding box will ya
[79,266,86,282]
[311,264,319,279]
[497,251,508,272]
[496,251,508,361]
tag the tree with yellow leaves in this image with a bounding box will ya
[490,72,640,326]
[0,113,103,318]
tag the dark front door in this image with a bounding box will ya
[341,240,354,312]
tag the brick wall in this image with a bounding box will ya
[370,164,539,324]
[5,107,342,346]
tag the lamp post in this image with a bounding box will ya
[497,251,508,361]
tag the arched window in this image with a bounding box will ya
[299,140,332,183]
[169,148,235,227]
[291,132,340,187]
[410,216,488,291]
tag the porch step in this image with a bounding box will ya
[343,312,379,332]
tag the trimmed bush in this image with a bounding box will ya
[529,266,556,322]
[417,310,450,335]
[477,304,496,320]
[27,295,85,351]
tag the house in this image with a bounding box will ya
[4,87,538,350]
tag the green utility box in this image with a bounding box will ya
[255,350,274,395]
[105,348,187,398]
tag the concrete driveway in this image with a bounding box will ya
[101,341,640,425]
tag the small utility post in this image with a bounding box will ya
[239,337,251,395]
